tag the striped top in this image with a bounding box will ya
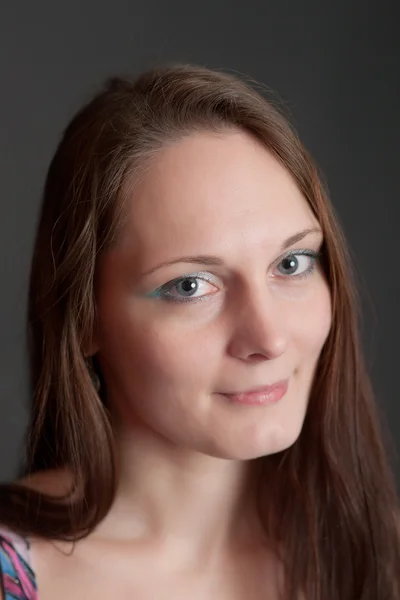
[0,529,37,600]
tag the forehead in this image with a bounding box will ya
[119,130,319,261]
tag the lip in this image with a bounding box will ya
[221,379,289,406]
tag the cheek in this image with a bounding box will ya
[132,326,202,383]
[97,302,217,394]
[97,307,223,439]
[287,280,332,358]
[305,284,332,355]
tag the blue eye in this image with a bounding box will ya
[174,277,199,297]
[276,250,320,279]
[148,272,220,303]
[147,250,320,304]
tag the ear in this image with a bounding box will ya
[84,343,100,358]
[82,330,100,357]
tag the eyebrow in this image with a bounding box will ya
[141,227,322,276]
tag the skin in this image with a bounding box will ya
[28,129,331,600]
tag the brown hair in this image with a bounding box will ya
[0,64,399,599]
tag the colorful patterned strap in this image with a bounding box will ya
[0,529,38,600]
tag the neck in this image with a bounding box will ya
[96,420,264,565]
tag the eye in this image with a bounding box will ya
[275,250,320,279]
[149,273,220,303]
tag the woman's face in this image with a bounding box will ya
[93,129,332,460]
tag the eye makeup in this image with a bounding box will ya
[146,247,322,304]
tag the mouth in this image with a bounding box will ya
[220,379,289,406]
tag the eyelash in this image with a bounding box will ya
[150,249,321,304]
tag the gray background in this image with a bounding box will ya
[1,1,399,483]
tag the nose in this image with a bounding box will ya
[226,286,288,363]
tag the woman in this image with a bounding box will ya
[0,64,399,599]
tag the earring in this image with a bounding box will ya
[85,356,101,393]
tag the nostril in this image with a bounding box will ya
[246,353,270,364]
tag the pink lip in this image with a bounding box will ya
[222,379,289,406]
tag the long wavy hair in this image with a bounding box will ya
[0,65,399,599]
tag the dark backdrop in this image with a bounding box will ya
[1,1,399,483]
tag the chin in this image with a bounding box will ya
[204,427,303,461]
[204,446,292,462]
